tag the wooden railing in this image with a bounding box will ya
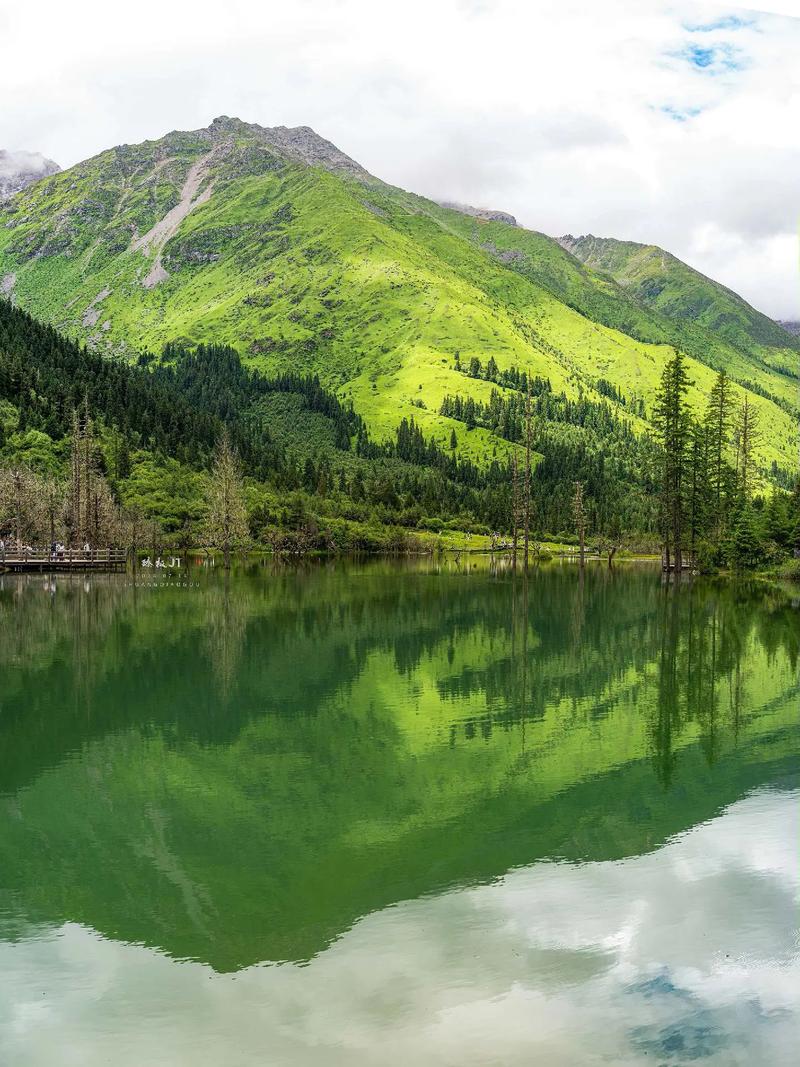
[0,547,128,569]
[661,551,696,572]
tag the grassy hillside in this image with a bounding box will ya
[0,117,797,484]
[560,233,800,381]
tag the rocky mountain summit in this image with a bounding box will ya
[197,116,374,181]
[0,149,60,200]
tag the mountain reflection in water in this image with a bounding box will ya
[0,561,797,1065]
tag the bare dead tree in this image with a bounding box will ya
[204,430,249,568]
[523,379,532,568]
[573,480,587,567]
[511,450,519,570]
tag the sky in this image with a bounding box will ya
[0,0,798,318]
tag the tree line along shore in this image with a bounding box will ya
[1,300,798,573]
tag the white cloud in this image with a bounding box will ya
[0,789,797,1065]
[0,0,797,316]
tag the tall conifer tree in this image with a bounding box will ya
[704,370,734,534]
[653,350,692,569]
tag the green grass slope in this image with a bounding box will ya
[0,117,796,480]
[560,233,800,381]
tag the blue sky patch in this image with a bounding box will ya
[683,14,755,33]
[660,104,704,122]
[673,41,747,75]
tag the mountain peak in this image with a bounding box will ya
[199,116,374,181]
[0,149,60,200]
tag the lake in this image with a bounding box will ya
[0,560,798,1065]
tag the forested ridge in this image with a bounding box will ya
[0,299,513,552]
[1,298,798,566]
[650,349,799,571]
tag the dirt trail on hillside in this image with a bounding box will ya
[133,151,215,288]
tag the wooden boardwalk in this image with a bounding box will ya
[0,548,127,573]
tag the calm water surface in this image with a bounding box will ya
[0,560,798,1065]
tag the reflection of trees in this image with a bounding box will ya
[203,572,248,700]
[0,573,141,792]
[652,581,681,787]
[438,566,659,737]
[648,578,799,787]
[2,563,798,800]
[1,562,798,970]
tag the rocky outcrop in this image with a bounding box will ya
[438,201,517,227]
[558,233,617,257]
[558,233,580,254]
[81,288,111,328]
[0,150,60,200]
[776,320,800,337]
[481,241,526,265]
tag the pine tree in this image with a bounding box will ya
[727,505,763,571]
[511,451,519,569]
[653,350,693,569]
[762,488,794,551]
[303,458,317,491]
[735,396,760,500]
[687,420,710,555]
[704,369,734,533]
[112,431,132,481]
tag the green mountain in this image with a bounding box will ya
[559,232,800,381]
[0,116,797,482]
